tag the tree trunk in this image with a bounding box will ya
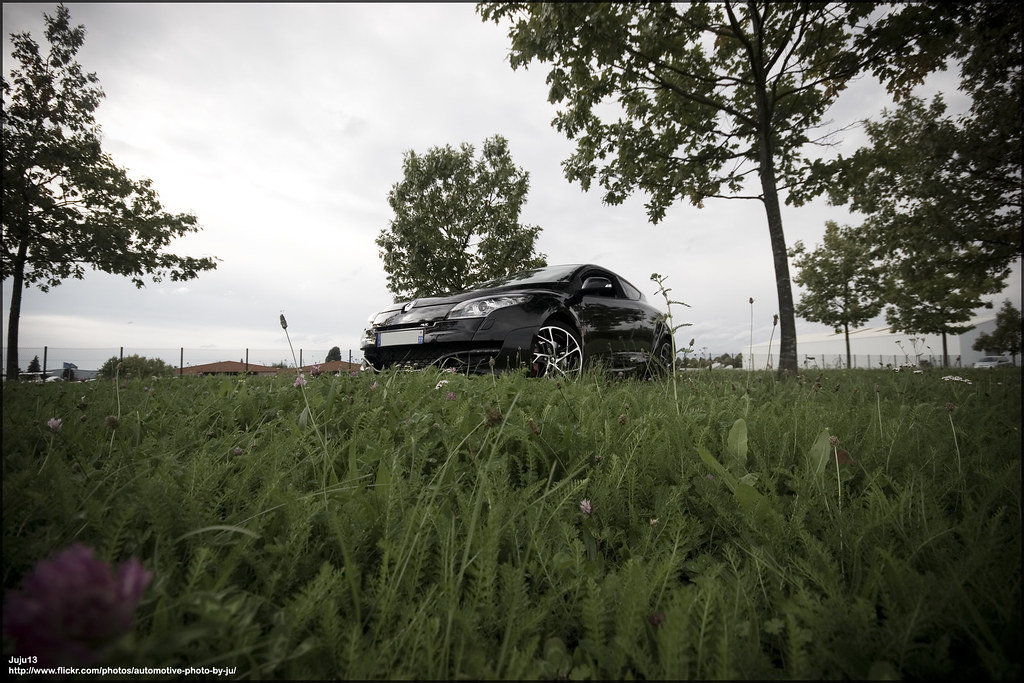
[844,321,852,369]
[747,4,798,376]
[5,240,29,380]
[760,181,798,376]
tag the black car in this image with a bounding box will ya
[360,264,674,378]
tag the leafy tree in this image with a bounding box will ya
[789,221,884,368]
[816,93,1018,299]
[325,346,342,363]
[377,134,546,300]
[478,2,956,374]
[973,300,1022,364]
[881,239,1003,367]
[26,355,41,375]
[97,354,175,380]
[802,2,1021,368]
[2,5,219,381]
[817,95,1014,367]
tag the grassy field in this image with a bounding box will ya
[2,366,1021,679]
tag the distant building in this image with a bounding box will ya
[178,361,280,376]
[747,314,1000,370]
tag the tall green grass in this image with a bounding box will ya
[3,366,1020,679]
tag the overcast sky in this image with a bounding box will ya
[3,3,1020,370]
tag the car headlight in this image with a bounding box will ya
[448,295,530,320]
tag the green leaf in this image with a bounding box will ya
[726,418,748,471]
[734,482,763,516]
[807,428,832,476]
[697,446,737,492]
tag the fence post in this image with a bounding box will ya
[245,349,249,375]
[179,348,183,376]
[43,346,48,376]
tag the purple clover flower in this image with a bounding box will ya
[2,543,151,665]
[47,418,62,433]
[294,374,307,388]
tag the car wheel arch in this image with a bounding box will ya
[539,314,583,345]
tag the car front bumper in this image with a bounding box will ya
[361,317,540,374]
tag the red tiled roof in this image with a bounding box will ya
[178,360,280,375]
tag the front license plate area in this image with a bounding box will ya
[377,329,424,347]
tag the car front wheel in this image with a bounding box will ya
[656,338,675,371]
[530,324,583,379]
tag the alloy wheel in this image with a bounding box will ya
[530,325,583,379]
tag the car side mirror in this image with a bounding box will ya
[581,277,613,296]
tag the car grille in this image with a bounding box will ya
[365,343,507,373]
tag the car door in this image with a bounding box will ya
[573,269,653,369]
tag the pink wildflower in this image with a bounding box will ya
[294,374,307,388]
[2,544,151,665]
[580,499,594,517]
[47,418,62,433]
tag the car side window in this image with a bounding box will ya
[619,278,642,301]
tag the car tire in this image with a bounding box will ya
[656,337,674,371]
[530,323,583,379]
[641,337,674,378]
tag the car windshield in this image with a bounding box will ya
[477,264,581,289]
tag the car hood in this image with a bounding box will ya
[404,283,548,308]
[371,283,565,327]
